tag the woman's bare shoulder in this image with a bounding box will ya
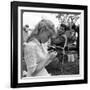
[24,41,38,51]
[24,41,37,46]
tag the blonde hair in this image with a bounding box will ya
[27,19,56,42]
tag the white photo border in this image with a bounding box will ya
[18,6,84,84]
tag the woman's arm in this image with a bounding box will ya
[45,51,57,66]
[33,52,57,75]
[33,58,49,75]
[24,44,37,76]
[24,43,56,76]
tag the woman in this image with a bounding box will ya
[24,19,57,77]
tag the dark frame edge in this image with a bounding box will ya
[14,79,87,88]
[84,6,88,84]
[11,1,88,10]
[11,2,14,88]
[11,1,18,88]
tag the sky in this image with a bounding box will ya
[23,12,59,30]
[23,12,80,31]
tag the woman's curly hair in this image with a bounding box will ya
[26,19,56,42]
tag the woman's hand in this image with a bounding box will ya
[48,51,57,60]
[45,51,57,66]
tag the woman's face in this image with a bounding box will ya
[39,30,51,43]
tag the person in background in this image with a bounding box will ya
[23,25,32,42]
[22,25,33,77]
[24,19,57,77]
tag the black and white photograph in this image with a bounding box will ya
[22,11,80,78]
[11,1,87,88]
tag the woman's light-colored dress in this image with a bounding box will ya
[24,39,50,77]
